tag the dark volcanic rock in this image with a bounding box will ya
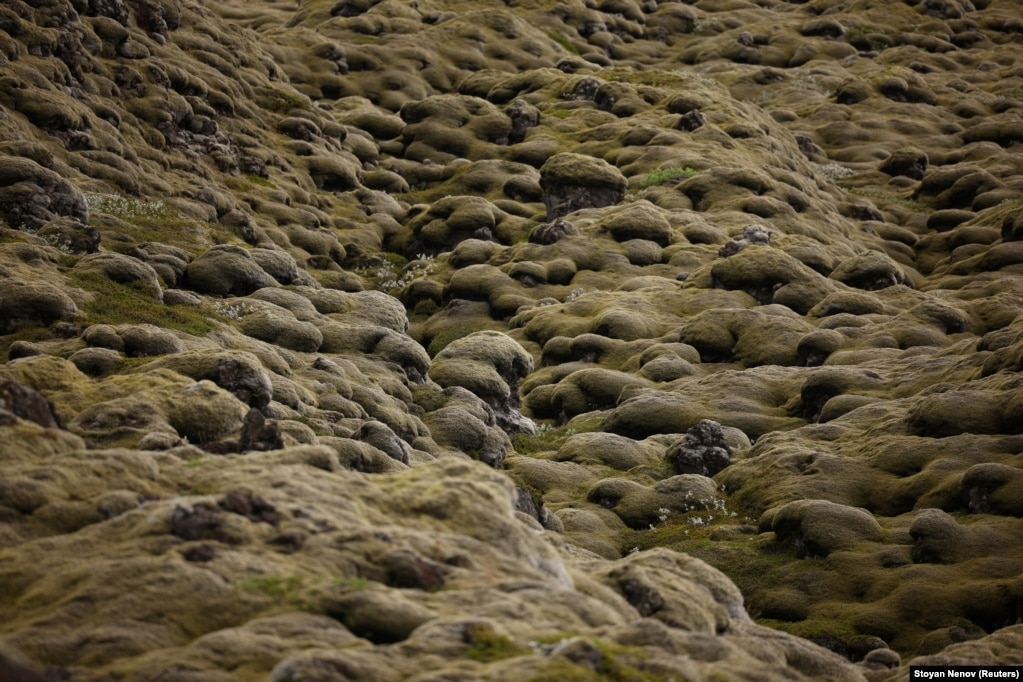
[666,419,731,478]
[0,380,62,429]
[239,408,283,452]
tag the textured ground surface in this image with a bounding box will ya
[2,0,1023,679]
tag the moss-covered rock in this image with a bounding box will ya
[0,277,78,333]
[767,499,883,558]
[182,245,278,297]
[540,153,627,220]
[429,331,535,435]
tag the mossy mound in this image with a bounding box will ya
[4,0,1023,675]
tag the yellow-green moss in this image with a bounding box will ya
[465,624,531,663]
[512,420,598,457]
[640,167,698,187]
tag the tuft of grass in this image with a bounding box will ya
[85,193,212,253]
[512,424,576,456]
[639,166,698,187]
[512,417,602,456]
[66,270,220,336]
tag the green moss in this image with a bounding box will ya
[728,474,783,518]
[525,638,675,682]
[640,167,698,187]
[760,617,876,659]
[245,174,277,189]
[332,576,370,592]
[394,172,474,204]
[464,624,531,663]
[846,25,885,38]
[85,193,214,253]
[85,194,173,221]
[544,108,575,119]
[66,270,221,336]
[546,30,581,55]
[184,456,220,469]
[427,325,477,357]
[237,574,307,598]
[512,424,578,456]
[257,86,307,114]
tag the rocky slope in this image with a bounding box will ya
[2,0,1023,679]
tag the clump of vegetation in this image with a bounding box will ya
[378,253,436,292]
[639,166,698,187]
[85,193,172,221]
[513,423,577,456]
[237,573,370,614]
[845,24,888,39]
[760,616,891,662]
[244,174,277,188]
[354,252,437,294]
[66,270,220,336]
[512,418,601,456]
[621,492,750,553]
[465,624,531,663]
[688,17,720,34]
[812,162,856,180]
[258,86,307,113]
[563,287,595,303]
[525,637,676,682]
[85,192,211,252]
[547,30,581,55]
